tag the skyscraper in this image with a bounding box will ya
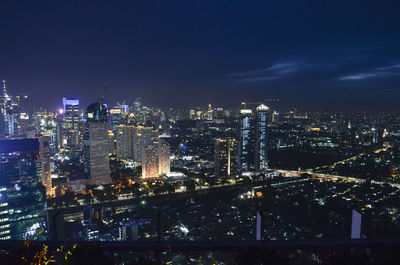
[0,80,19,138]
[132,126,159,163]
[0,138,47,240]
[272,111,279,123]
[116,125,159,162]
[116,125,134,159]
[239,109,255,171]
[84,101,112,186]
[142,139,170,178]
[109,108,123,132]
[255,104,269,170]
[61,98,80,151]
[215,137,238,177]
[239,104,270,172]
[0,80,9,139]
[39,135,53,196]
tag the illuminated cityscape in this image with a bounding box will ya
[1,1,400,264]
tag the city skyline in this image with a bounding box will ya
[1,2,400,264]
[0,1,400,111]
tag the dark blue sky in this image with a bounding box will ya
[1,1,399,111]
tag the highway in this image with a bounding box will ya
[273,169,400,189]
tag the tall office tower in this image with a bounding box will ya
[239,109,255,171]
[0,81,7,138]
[0,80,19,138]
[132,126,159,163]
[83,101,112,186]
[255,104,269,170]
[32,110,59,155]
[108,130,116,155]
[372,128,384,145]
[61,98,80,151]
[215,137,238,177]
[39,135,53,196]
[116,125,159,162]
[0,138,47,240]
[4,111,19,137]
[272,111,279,123]
[116,125,134,159]
[189,110,196,120]
[142,139,170,178]
[18,113,30,137]
[109,108,123,132]
[206,104,213,120]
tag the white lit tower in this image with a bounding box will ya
[239,107,255,171]
[255,104,269,170]
[142,139,170,178]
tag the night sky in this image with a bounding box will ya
[1,1,400,111]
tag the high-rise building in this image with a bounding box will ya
[272,111,279,123]
[116,125,159,162]
[109,108,123,132]
[239,105,270,172]
[39,135,53,196]
[239,109,255,171]
[116,125,134,159]
[132,126,158,163]
[0,138,48,240]
[0,80,19,138]
[61,98,80,151]
[142,139,170,178]
[0,81,7,138]
[215,137,238,177]
[108,130,116,155]
[255,104,269,170]
[189,110,196,120]
[32,110,59,154]
[84,101,112,186]
[18,113,30,137]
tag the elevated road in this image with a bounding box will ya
[274,169,400,189]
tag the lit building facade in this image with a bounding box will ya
[0,138,47,240]
[109,108,123,132]
[142,139,170,178]
[215,137,238,177]
[116,125,134,159]
[84,101,112,186]
[255,104,269,170]
[239,109,255,171]
[61,98,80,151]
[133,126,159,163]
[39,135,53,196]
[116,125,159,162]
[0,80,20,138]
[239,105,270,172]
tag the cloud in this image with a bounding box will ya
[338,63,400,81]
[338,73,378,81]
[228,62,303,83]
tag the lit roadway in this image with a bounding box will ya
[273,169,400,189]
[49,146,398,214]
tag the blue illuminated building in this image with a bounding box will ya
[0,138,47,240]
